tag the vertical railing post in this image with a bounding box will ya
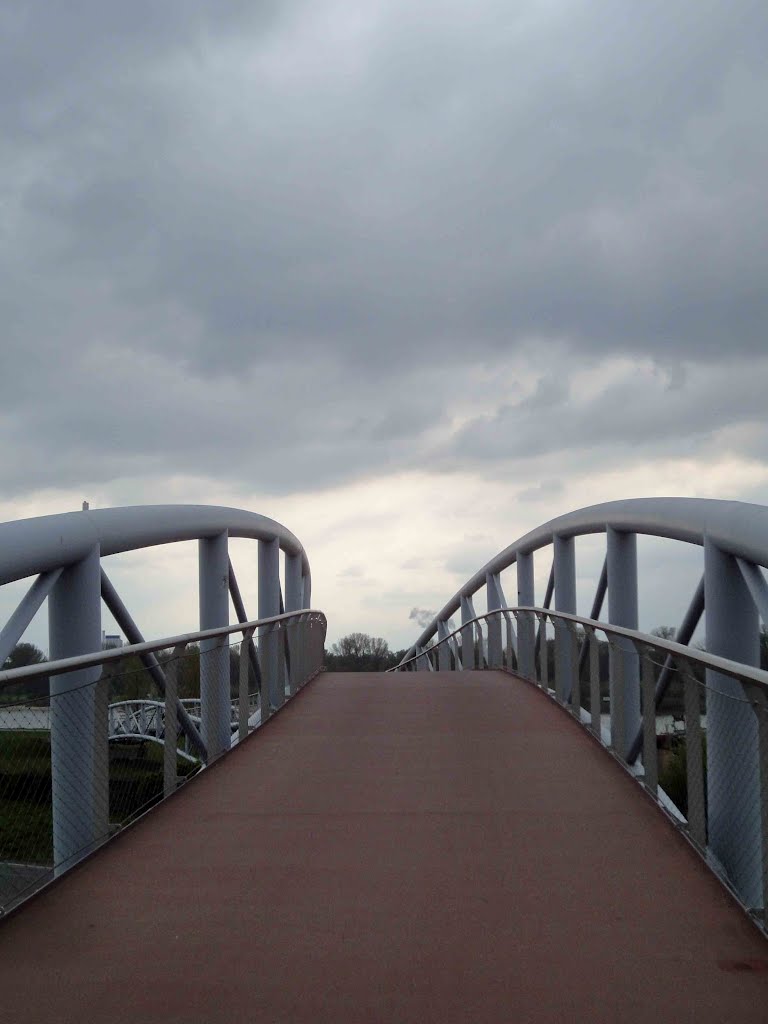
[641,645,658,796]
[285,553,303,694]
[199,531,231,761]
[704,538,761,908]
[276,622,287,696]
[292,614,305,690]
[164,643,186,797]
[611,641,626,758]
[486,573,503,669]
[48,543,105,874]
[414,644,427,670]
[607,527,640,763]
[517,552,536,680]
[539,613,549,691]
[461,595,476,671]
[756,694,768,920]
[554,535,576,703]
[479,618,489,667]
[302,570,313,687]
[681,658,706,849]
[588,628,601,737]
[448,629,461,670]
[437,620,451,670]
[239,627,255,742]
[259,537,281,711]
[568,625,581,717]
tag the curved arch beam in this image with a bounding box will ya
[0,505,310,589]
[409,497,768,655]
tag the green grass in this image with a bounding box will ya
[0,731,199,865]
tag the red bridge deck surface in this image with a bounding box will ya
[1,670,767,1022]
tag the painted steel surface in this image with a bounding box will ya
[407,497,768,657]
[0,504,310,587]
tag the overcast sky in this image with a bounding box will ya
[2,0,768,652]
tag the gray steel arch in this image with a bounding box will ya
[408,497,768,655]
[0,504,310,589]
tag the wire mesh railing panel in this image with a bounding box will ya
[0,611,326,915]
[652,648,688,807]
[392,605,768,933]
[700,667,763,914]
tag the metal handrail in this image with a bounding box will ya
[0,604,328,914]
[392,603,768,930]
[0,609,325,690]
[392,606,768,692]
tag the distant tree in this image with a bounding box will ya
[2,642,48,702]
[3,642,45,670]
[324,634,404,672]
[651,626,676,641]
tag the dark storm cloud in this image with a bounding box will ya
[2,0,767,496]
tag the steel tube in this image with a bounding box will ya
[49,543,105,874]
[554,535,576,703]
[402,497,768,662]
[259,537,281,709]
[0,504,310,588]
[486,573,503,668]
[607,527,640,760]
[199,532,231,760]
[0,568,62,667]
[705,539,761,909]
[164,644,186,798]
[461,595,476,671]
[516,552,535,680]
[437,621,451,670]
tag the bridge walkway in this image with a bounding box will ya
[1,670,767,1022]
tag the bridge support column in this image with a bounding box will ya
[199,532,231,761]
[705,539,761,909]
[486,573,504,669]
[553,535,576,703]
[259,537,281,709]
[461,595,476,670]
[607,527,640,759]
[517,552,536,680]
[49,543,106,874]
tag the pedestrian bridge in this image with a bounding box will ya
[1,499,768,1021]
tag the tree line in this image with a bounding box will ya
[323,633,407,672]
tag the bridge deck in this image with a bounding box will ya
[1,670,767,1022]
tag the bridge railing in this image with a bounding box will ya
[393,606,768,934]
[0,609,326,915]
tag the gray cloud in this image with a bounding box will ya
[1,0,767,499]
[409,607,436,628]
[438,355,768,475]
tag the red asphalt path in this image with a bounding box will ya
[1,670,767,1023]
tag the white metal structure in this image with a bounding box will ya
[0,505,322,911]
[398,498,768,923]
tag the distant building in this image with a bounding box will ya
[102,632,122,650]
